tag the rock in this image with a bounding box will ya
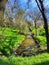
[15,38,40,56]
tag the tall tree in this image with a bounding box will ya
[0,0,7,27]
[35,0,49,52]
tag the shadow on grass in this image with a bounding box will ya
[0,59,15,65]
[34,61,49,65]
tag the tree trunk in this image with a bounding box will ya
[35,0,49,52]
[42,11,49,52]
[0,0,7,22]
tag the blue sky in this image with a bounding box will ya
[10,0,37,10]
[9,0,49,8]
[7,0,49,16]
[5,0,49,19]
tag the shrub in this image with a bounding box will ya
[39,26,45,36]
[0,28,25,56]
[36,36,46,46]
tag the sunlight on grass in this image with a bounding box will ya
[0,53,49,65]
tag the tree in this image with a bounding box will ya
[25,0,41,36]
[0,0,7,11]
[15,8,29,33]
[0,0,7,27]
[27,9,41,36]
[35,0,49,52]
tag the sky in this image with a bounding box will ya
[9,0,49,8]
[5,0,49,20]
[8,0,49,16]
[9,0,37,10]
[5,0,49,13]
[7,0,49,13]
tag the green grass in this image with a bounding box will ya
[0,53,49,65]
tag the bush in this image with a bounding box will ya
[39,26,45,36]
[36,36,46,46]
[0,28,25,56]
[30,26,37,35]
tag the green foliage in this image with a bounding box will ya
[39,26,45,36]
[36,36,46,46]
[30,26,36,34]
[0,28,25,55]
[30,26,46,47]
[0,53,49,65]
[30,26,45,36]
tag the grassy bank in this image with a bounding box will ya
[0,53,49,65]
